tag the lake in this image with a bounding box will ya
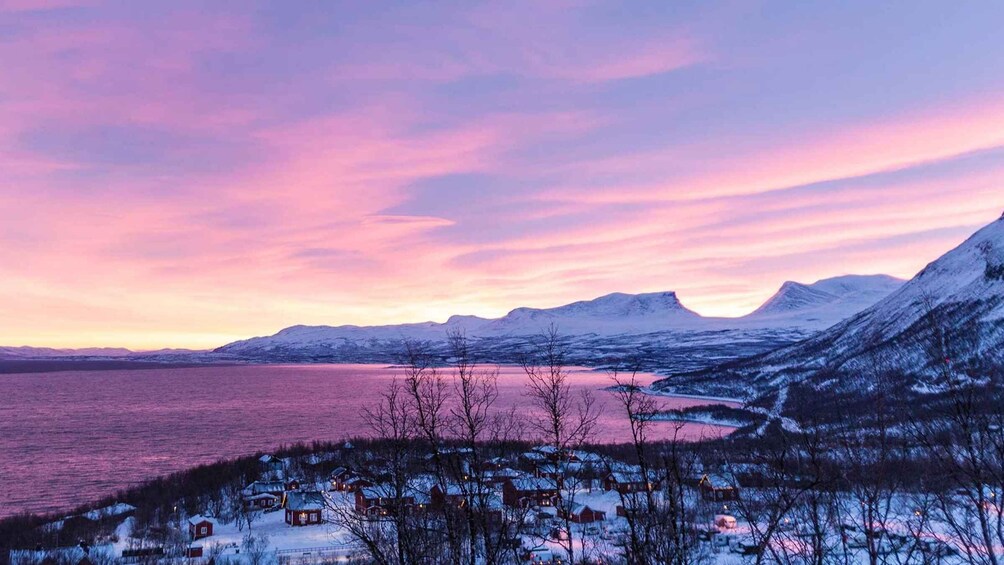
[0,364,736,518]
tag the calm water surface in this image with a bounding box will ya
[0,364,735,518]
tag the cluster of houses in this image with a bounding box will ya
[325,445,742,529]
[185,448,742,550]
[239,477,325,527]
[241,455,328,527]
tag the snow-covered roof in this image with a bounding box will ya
[187,515,216,525]
[358,486,385,500]
[565,502,603,516]
[572,450,604,463]
[488,467,522,479]
[359,485,426,504]
[245,480,285,494]
[244,493,279,501]
[700,473,737,489]
[510,477,558,492]
[607,469,659,483]
[285,491,326,511]
[537,461,582,475]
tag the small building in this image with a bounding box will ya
[502,477,558,508]
[344,476,373,492]
[245,480,285,497]
[485,467,522,485]
[330,466,352,487]
[243,493,280,511]
[187,515,214,540]
[698,473,740,502]
[285,491,325,526]
[531,445,578,463]
[285,478,302,491]
[354,486,420,516]
[185,546,203,559]
[331,468,372,492]
[534,461,586,488]
[429,484,503,524]
[430,484,468,510]
[604,471,658,494]
[559,503,606,524]
[243,480,286,509]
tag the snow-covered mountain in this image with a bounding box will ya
[0,345,208,362]
[0,346,134,359]
[743,275,904,329]
[655,214,1004,396]
[216,278,900,365]
[482,291,704,333]
[218,291,703,356]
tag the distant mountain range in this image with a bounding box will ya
[0,273,904,372]
[0,346,202,360]
[0,346,134,359]
[654,213,1004,398]
[211,274,903,368]
[1,270,906,372]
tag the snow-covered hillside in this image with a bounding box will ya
[655,214,1004,396]
[744,275,904,330]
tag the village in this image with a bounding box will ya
[11,441,760,565]
[182,445,749,564]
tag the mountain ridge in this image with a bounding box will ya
[216,274,902,358]
[652,215,1004,398]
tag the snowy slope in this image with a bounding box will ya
[742,275,904,330]
[658,214,1004,395]
[481,291,703,334]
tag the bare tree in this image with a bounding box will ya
[398,340,467,563]
[330,379,439,565]
[443,330,527,565]
[241,531,273,565]
[909,297,1004,565]
[521,325,597,564]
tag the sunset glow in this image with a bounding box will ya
[2,1,1004,349]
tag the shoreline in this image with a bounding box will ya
[0,359,240,375]
[642,387,744,405]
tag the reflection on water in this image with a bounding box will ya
[0,364,736,518]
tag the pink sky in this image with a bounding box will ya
[2,1,1003,349]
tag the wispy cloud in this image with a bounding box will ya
[0,1,1002,347]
